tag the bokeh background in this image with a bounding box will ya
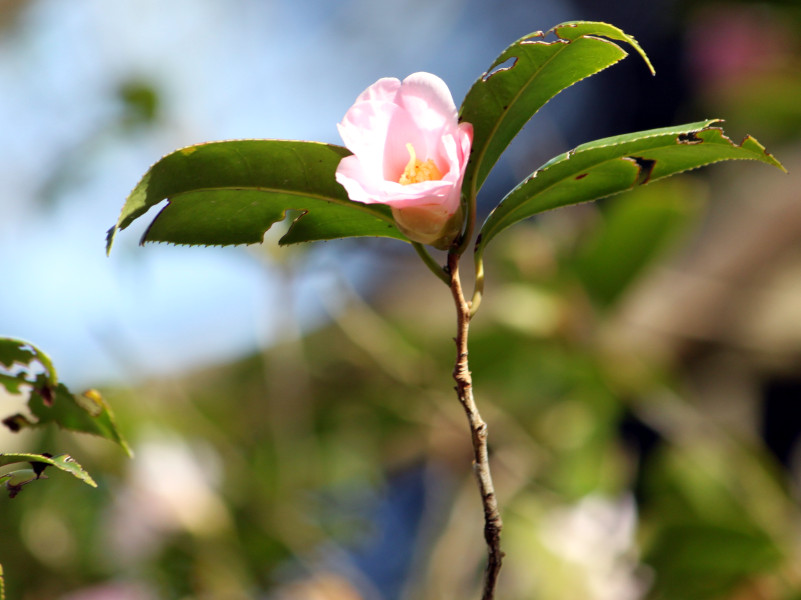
[2,0,801,598]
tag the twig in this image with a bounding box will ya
[447,251,504,600]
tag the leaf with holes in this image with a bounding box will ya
[25,386,132,456]
[1,337,131,456]
[0,452,97,488]
[0,338,57,395]
[459,20,654,197]
[475,120,785,259]
[106,140,409,253]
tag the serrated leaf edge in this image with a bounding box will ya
[477,121,785,253]
[463,27,636,196]
[0,452,97,487]
[107,140,404,253]
[550,20,655,74]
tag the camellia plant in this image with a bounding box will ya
[106,22,784,599]
[0,337,130,599]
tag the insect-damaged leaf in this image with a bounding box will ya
[475,120,785,258]
[459,20,654,197]
[1,337,131,456]
[25,387,132,456]
[0,452,97,489]
[106,140,408,253]
[0,338,57,395]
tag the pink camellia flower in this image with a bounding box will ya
[335,72,473,249]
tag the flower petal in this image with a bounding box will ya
[353,77,400,104]
[382,108,429,180]
[335,155,383,204]
[398,72,458,125]
[337,99,399,167]
[335,72,472,247]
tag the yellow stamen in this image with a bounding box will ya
[398,143,442,185]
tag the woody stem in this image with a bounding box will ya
[447,250,504,600]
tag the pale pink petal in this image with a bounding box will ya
[378,178,461,213]
[337,100,399,167]
[335,72,472,247]
[438,133,461,180]
[382,108,429,180]
[397,72,458,128]
[435,123,472,189]
[353,77,400,104]
[458,122,473,165]
[335,155,384,204]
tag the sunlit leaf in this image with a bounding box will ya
[0,338,57,393]
[460,20,654,197]
[0,452,97,489]
[0,373,27,396]
[106,140,408,253]
[1,338,131,455]
[26,386,132,456]
[476,120,785,258]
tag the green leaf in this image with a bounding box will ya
[0,452,97,488]
[459,20,654,197]
[0,338,57,393]
[476,120,785,258]
[27,386,132,457]
[106,140,408,253]
[0,337,131,456]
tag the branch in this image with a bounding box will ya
[447,251,504,600]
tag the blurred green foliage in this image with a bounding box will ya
[6,170,801,598]
[3,1,801,599]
